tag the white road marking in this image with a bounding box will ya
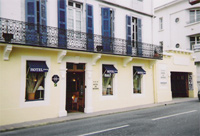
[152,110,197,121]
[78,125,130,136]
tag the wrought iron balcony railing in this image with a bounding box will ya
[0,18,163,59]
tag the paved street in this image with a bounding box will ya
[1,100,200,136]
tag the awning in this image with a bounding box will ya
[134,66,146,75]
[103,65,118,74]
[28,61,49,72]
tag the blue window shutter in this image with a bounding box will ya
[58,0,67,48]
[25,0,37,44]
[126,15,132,55]
[40,0,47,45]
[86,4,94,51]
[102,8,111,52]
[137,18,142,56]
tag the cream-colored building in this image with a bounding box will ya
[0,0,197,127]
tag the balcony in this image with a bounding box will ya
[0,18,163,59]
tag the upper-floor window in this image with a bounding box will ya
[25,0,47,45]
[159,17,163,30]
[68,1,83,31]
[101,7,115,38]
[190,36,200,50]
[189,9,200,23]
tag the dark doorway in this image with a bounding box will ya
[66,63,85,112]
[171,72,189,98]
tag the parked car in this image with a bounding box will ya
[198,91,200,102]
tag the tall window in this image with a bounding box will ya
[189,9,200,23]
[159,17,163,30]
[25,0,47,45]
[133,66,146,94]
[25,61,48,101]
[67,1,82,31]
[102,65,118,96]
[131,17,138,47]
[101,8,115,52]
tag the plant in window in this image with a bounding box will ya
[26,72,44,100]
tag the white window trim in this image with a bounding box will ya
[20,56,51,108]
[189,9,200,24]
[67,1,83,31]
[99,61,118,100]
[131,64,146,97]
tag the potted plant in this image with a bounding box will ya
[154,49,159,58]
[26,73,44,100]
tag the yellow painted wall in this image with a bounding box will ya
[0,46,61,126]
[156,51,198,103]
[91,56,155,112]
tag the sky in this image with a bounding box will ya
[153,0,175,8]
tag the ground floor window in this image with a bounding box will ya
[102,73,113,95]
[102,64,118,96]
[133,66,146,94]
[25,61,49,101]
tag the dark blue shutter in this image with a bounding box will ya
[137,18,142,56]
[25,0,37,44]
[58,0,67,48]
[126,15,132,55]
[102,8,111,52]
[86,4,94,51]
[40,0,47,45]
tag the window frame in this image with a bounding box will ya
[20,56,51,108]
[189,9,200,23]
[100,62,117,99]
[132,64,145,95]
[67,0,83,31]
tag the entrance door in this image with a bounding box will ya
[66,63,85,112]
[171,72,189,97]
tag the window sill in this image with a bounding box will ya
[185,21,200,27]
[159,29,164,32]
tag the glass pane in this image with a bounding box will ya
[197,10,200,21]
[197,36,200,44]
[76,21,81,31]
[67,63,74,69]
[102,76,113,95]
[68,1,73,7]
[68,9,74,19]
[68,19,74,29]
[76,10,81,21]
[76,64,84,70]
[190,10,195,23]
[76,3,81,9]
[133,74,141,93]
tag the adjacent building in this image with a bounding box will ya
[153,0,199,102]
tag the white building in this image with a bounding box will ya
[153,0,199,99]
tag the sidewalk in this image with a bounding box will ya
[0,98,198,132]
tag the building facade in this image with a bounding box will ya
[153,0,199,102]
[0,0,197,126]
